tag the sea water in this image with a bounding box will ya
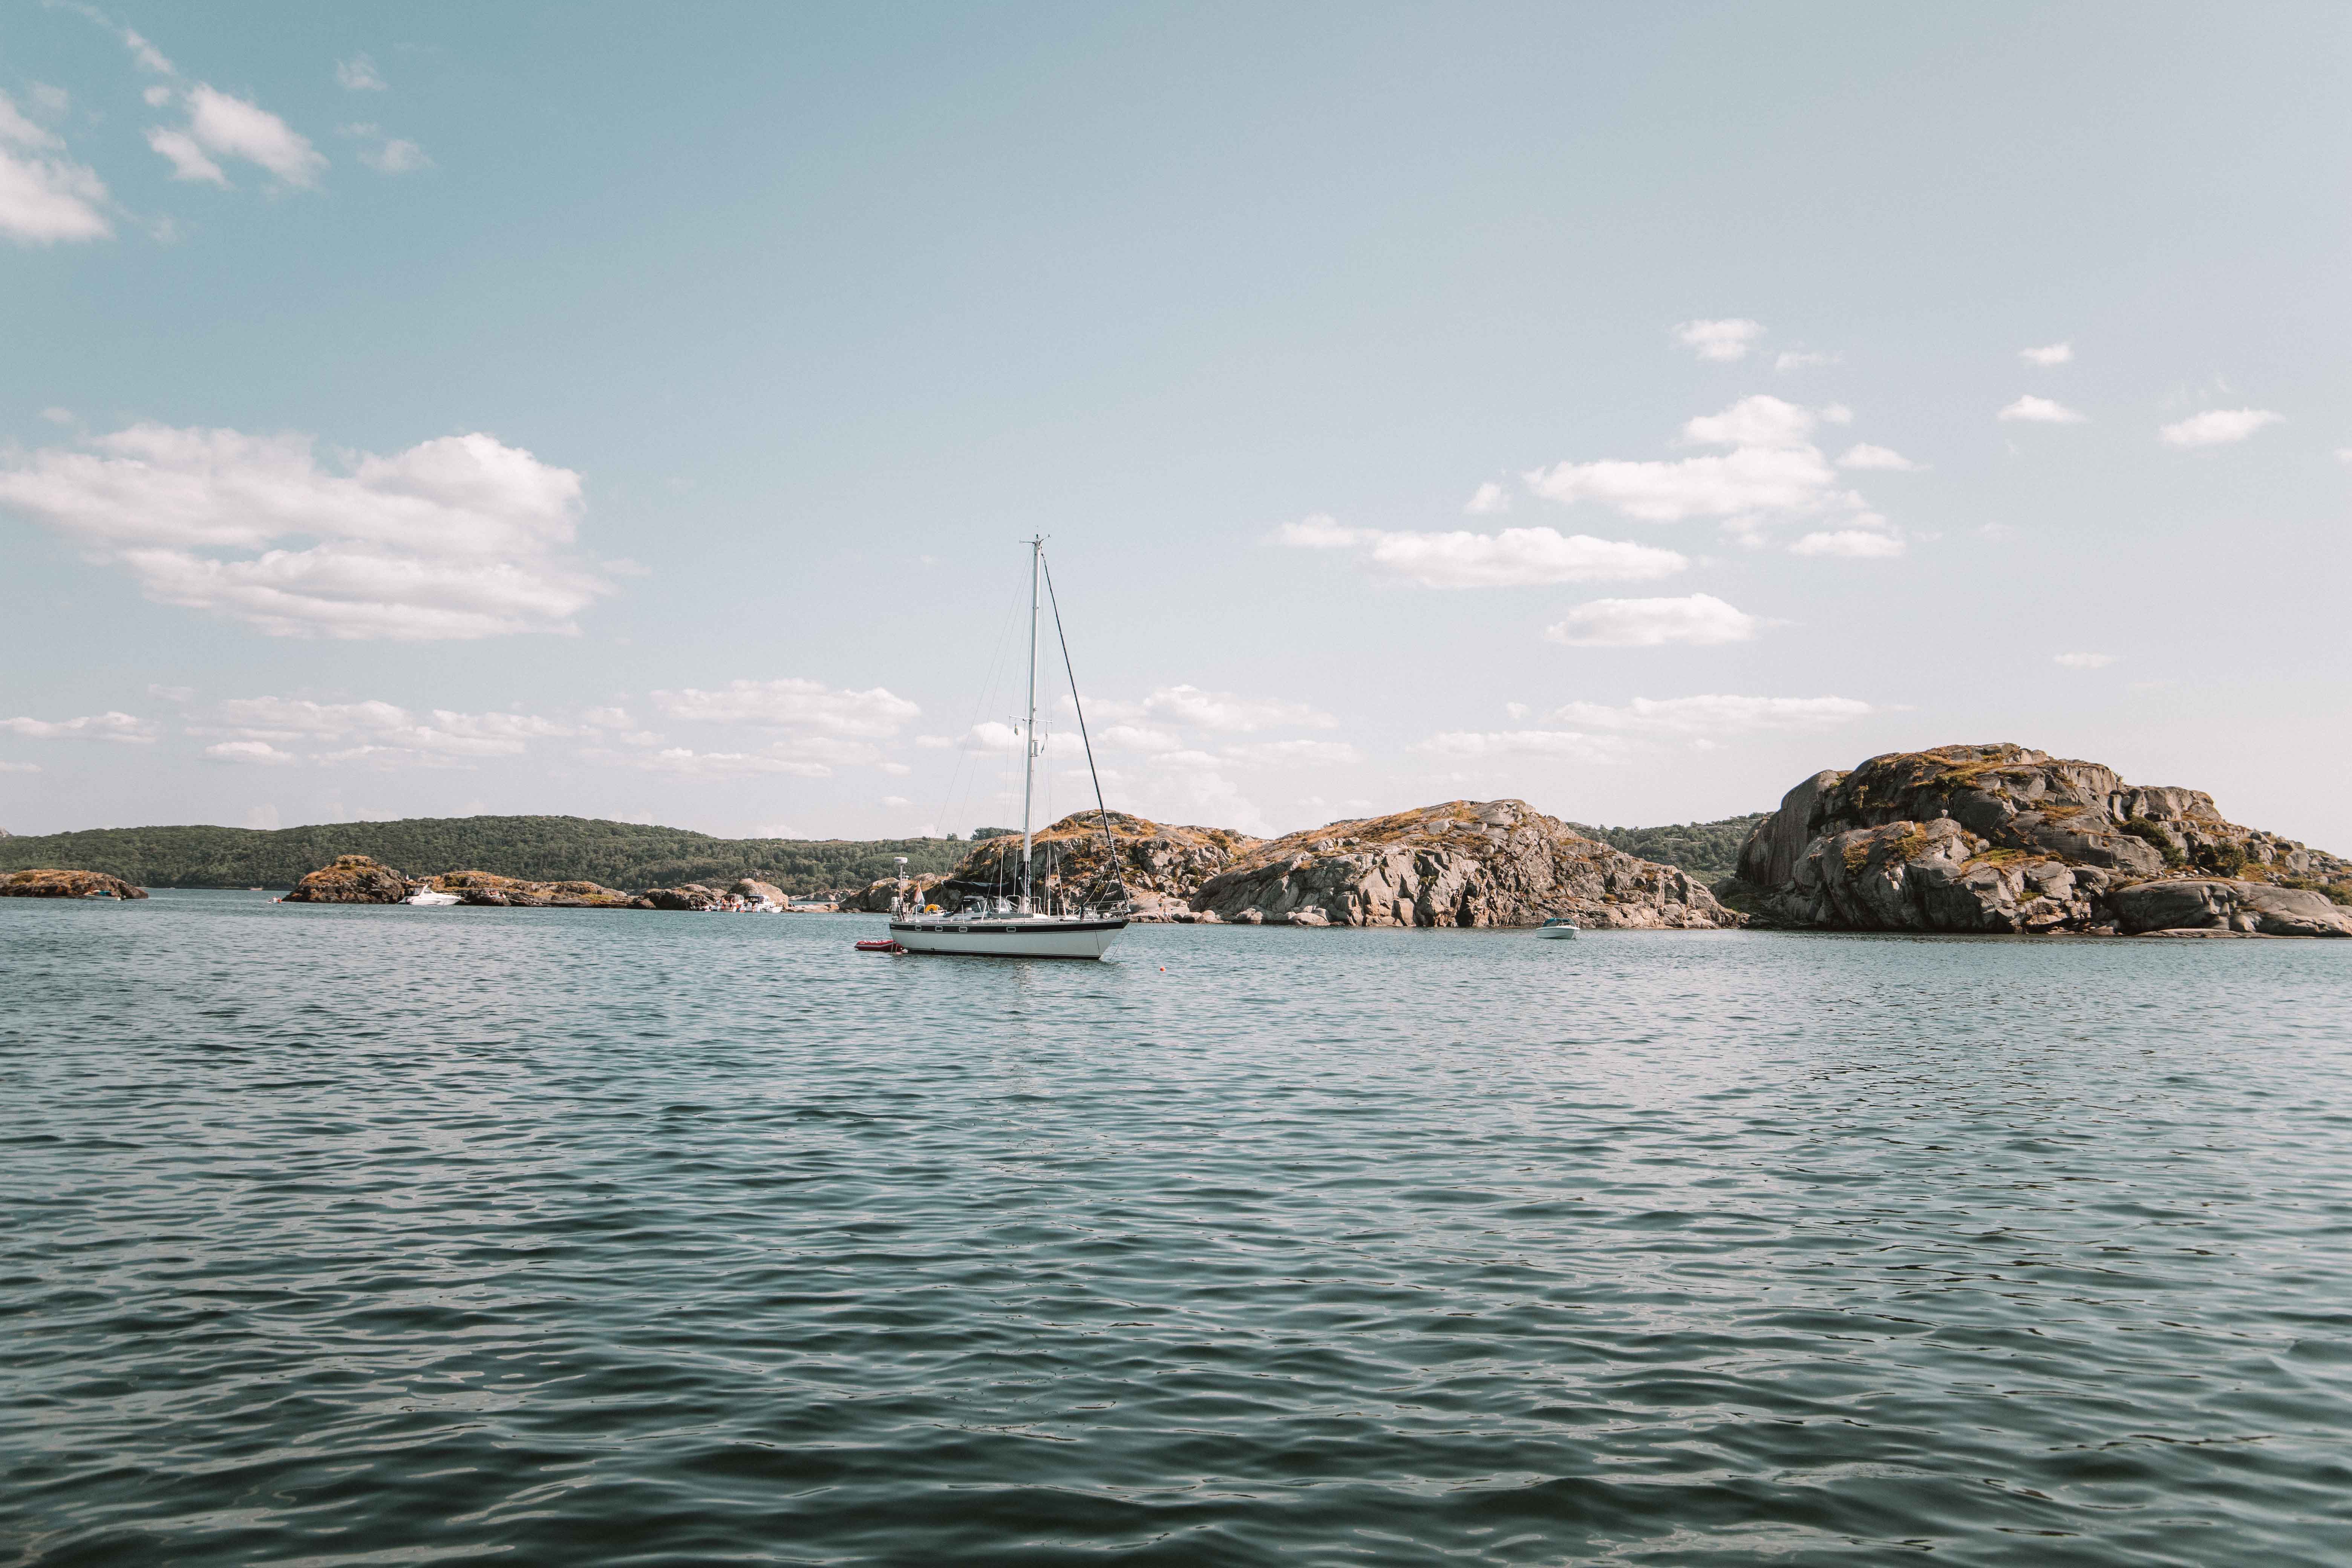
[4,891,2350,1565]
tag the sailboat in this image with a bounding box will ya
[888,538,1130,960]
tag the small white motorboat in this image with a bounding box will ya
[1536,916,1579,940]
[404,889,463,906]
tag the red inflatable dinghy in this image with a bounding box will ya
[854,938,903,954]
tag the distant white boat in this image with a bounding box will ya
[404,890,462,906]
[888,537,1129,960]
[1536,916,1579,940]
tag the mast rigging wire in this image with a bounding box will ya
[1039,548,1127,911]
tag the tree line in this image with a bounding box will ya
[0,816,972,895]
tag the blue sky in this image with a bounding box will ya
[4,3,2347,847]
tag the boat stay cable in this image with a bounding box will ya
[1039,548,1128,913]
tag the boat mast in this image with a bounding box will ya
[1020,535,1041,914]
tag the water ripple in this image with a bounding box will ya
[3,893,2350,1564]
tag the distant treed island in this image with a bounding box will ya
[0,810,1765,896]
[0,817,971,896]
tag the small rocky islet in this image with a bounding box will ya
[12,741,2350,937]
[0,868,149,900]
[274,857,786,911]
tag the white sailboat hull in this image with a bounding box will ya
[888,917,1125,959]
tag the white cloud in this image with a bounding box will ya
[1775,349,1838,371]
[1464,481,1508,515]
[342,123,429,174]
[0,761,43,773]
[243,804,282,828]
[882,795,912,807]
[761,735,887,767]
[0,92,57,148]
[651,679,918,735]
[175,84,327,188]
[426,710,574,745]
[1417,694,1879,763]
[1279,516,1686,587]
[362,137,427,175]
[878,761,912,776]
[2158,409,2283,448]
[1542,594,1761,648]
[120,26,177,76]
[1525,397,1869,530]
[216,697,412,737]
[632,748,831,779]
[1674,318,1763,362]
[2020,342,2073,367]
[1548,694,1880,736]
[336,55,387,91]
[146,127,227,184]
[1998,395,2085,424]
[1,711,156,743]
[582,706,631,728]
[1504,701,1530,720]
[205,740,299,766]
[1098,723,1185,753]
[1220,740,1363,767]
[2053,652,2117,669]
[1836,443,1920,471]
[1274,513,1358,549]
[0,424,609,639]
[957,721,1030,755]
[1790,528,1906,558]
[205,696,575,766]
[1680,395,1819,448]
[1087,762,1273,837]
[1141,684,1337,733]
[0,90,112,243]
[1413,729,1631,763]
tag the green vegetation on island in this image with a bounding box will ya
[0,816,972,896]
[1567,814,1770,885]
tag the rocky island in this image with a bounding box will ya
[842,801,1739,929]
[282,855,650,907]
[0,869,148,899]
[854,811,1266,919]
[1194,800,1734,928]
[1725,743,2352,936]
[275,855,803,910]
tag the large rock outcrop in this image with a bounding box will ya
[1191,799,1738,928]
[1727,743,2352,935]
[425,870,649,908]
[934,812,1265,919]
[0,868,148,899]
[645,883,725,911]
[283,855,411,903]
